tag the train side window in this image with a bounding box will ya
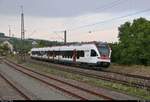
[68,51,73,58]
[71,51,73,58]
[48,51,52,56]
[53,51,56,57]
[61,51,65,58]
[80,51,84,57]
[56,51,59,56]
[40,51,45,56]
[38,51,40,55]
[45,51,47,55]
[76,51,80,59]
[35,51,37,55]
[91,49,98,57]
[51,51,53,56]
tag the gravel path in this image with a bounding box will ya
[0,63,75,100]
[0,71,25,100]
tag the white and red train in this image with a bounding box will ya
[30,42,112,68]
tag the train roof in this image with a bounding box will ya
[31,41,109,51]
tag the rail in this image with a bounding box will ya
[0,72,31,100]
[27,58,150,91]
[4,59,114,100]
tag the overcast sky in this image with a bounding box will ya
[0,0,150,43]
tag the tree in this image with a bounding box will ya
[113,17,150,65]
[37,40,47,47]
[0,44,10,56]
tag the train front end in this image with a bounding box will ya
[96,43,112,67]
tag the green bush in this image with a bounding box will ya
[112,18,150,66]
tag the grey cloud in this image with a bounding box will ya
[0,0,150,17]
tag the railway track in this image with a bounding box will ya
[26,58,150,91]
[101,70,150,80]
[27,56,150,80]
[3,59,114,100]
[0,71,31,100]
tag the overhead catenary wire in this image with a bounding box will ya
[53,0,125,32]
[56,7,150,42]
[27,0,127,40]
[69,0,126,30]
[26,1,150,42]
[69,8,150,32]
[94,0,125,11]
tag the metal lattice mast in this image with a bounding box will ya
[20,5,25,62]
[21,6,25,40]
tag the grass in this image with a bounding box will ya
[7,55,150,99]
[107,63,150,77]
[23,61,150,100]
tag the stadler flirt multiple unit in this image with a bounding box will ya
[30,42,112,68]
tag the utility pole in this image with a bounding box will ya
[64,30,67,44]
[20,5,25,62]
[8,25,11,37]
[21,6,25,40]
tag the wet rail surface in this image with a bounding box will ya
[26,58,150,91]
[3,59,115,100]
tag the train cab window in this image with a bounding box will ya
[91,49,98,57]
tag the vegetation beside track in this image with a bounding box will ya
[6,55,150,100]
[23,62,150,99]
[107,64,150,77]
[111,18,150,66]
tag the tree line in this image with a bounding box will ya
[111,17,150,66]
